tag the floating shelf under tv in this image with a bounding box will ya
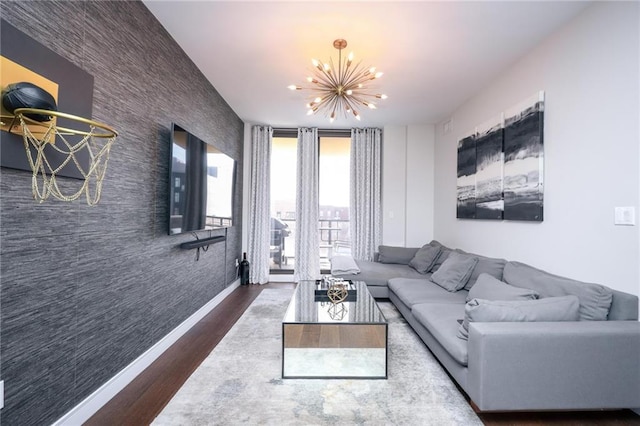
[179,235,226,250]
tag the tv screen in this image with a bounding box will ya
[169,123,235,235]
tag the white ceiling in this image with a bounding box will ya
[143,1,591,129]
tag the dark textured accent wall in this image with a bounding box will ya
[0,2,244,424]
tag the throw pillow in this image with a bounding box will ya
[457,295,580,340]
[455,249,507,290]
[428,240,452,272]
[408,244,442,274]
[377,245,420,265]
[430,252,478,292]
[466,273,539,303]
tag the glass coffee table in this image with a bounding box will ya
[282,280,388,379]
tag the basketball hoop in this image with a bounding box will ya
[6,108,118,206]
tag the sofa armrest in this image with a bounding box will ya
[467,321,640,411]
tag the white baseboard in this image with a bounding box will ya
[53,279,240,426]
[269,274,295,283]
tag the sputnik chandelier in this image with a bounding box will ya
[288,39,387,122]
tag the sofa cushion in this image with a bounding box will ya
[455,249,507,290]
[377,245,420,265]
[408,244,442,274]
[412,303,469,366]
[389,278,469,308]
[330,255,361,275]
[466,273,539,303]
[336,260,425,287]
[431,252,478,292]
[457,296,581,340]
[502,261,613,321]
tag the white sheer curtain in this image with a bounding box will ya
[350,128,382,261]
[294,128,320,282]
[248,125,272,284]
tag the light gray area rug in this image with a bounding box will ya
[153,289,482,425]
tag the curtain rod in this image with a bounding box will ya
[271,127,351,133]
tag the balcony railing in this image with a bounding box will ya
[270,218,350,272]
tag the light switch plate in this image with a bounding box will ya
[614,206,636,226]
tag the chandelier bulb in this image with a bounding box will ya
[288,85,300,91]
[369,67,376,74]
[377,94,388,100]
[375,72,384,79]
[346,89,353,96]
[314,97,322,103]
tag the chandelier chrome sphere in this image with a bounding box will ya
[288,39,387,122]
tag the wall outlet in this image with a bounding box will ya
[235,258,239,267]
[1,380,4,410]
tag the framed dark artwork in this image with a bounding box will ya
[456,134,476,219]
[456,92,544,222]
[503,93,544,221]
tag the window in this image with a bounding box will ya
[319,136,351,271]
[269,132,351,273]
[270,136,297,271]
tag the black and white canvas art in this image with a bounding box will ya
[503,92,544,221]
[455,91,544,222]
[456,134,476,219]
[474,116,504,220]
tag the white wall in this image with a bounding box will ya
[433,2,640,296]
[383,124,435,247]
[242,122,252,254]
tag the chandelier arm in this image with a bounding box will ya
[357,92,383,99]
[342,95,359,113]
[313,69,338,89]
[316,92,337,111]
[339,54,352,86]
[324,57,341,88]
[346,93,364,106]
[342,61,366,87]
[345,68,376,88]
[328,96,340,118]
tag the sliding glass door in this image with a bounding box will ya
[269,132,351,274]
[319,136,351,271]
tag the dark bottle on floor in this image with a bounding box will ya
[240,252,250,285]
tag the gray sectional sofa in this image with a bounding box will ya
[332,241,640,411]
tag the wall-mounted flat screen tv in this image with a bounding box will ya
[169,123,235,235]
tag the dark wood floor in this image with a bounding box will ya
[87,283,639,426]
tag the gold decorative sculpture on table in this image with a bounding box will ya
[327,281,349,304]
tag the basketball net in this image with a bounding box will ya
[13,109,117,206]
